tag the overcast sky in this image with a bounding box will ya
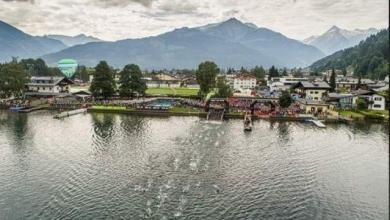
[1,0,388,41]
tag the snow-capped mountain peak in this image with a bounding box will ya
[304,26,379,55]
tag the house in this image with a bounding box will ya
[145,74,181,88]
[326,93,358,109]
[232,73,257,91]
[291,81,331,101]
[268,77,309,92]
[181,77,200,89]
[25,76,74,97]
[296,98,330,114]
[353,90,386,111]
[336,78,374,91]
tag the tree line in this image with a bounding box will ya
[0,57,294,100]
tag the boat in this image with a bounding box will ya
[9,105,26,112]
[244,113,252,132]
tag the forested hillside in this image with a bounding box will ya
[310,29,389,80]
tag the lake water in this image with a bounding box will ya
[0,111,388,219]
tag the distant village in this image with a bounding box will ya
[11,65,388,123]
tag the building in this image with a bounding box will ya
[25,76,74,97]
[144,74,181,88]
[296,98,330,114]
[326,90,386,110]
[268,77,309,92]
[181,77,200,89]
[353,90,386,111]
[232,73,257,91]
[326,93,358,109]
[291,81,331,101]
[336,78,375,91]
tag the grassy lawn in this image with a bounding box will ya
[338,109,388,120]
[359,110,389,120]
[146,87,199,97]
[90,105,127,110]
[170,106,202,113]
[338,110,365,119]
[174,88,199,96]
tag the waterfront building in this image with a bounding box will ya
[291,81,331,101]
[326,90,386,110]
[326,93,358,109]
[352,90,386,111]
[25,76,74,97]
[296,98,330,114]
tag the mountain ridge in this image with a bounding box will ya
[45,34,103,47]
[0,20,67,61]
[41,18,324,68]
[310,29,389,80]
[304,26,379,55]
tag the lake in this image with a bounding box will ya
[0,111,388,219]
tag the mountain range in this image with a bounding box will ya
[310,29,388,80]
[41,18,325,69]
[44,34,103,47]
[303,26,379,55]
[0,20,67,62]
[0,18,380,69]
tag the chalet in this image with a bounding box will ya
[291,81,331,101]
[325,90,386,110]
[352,90,386,111]
[25,76,73,97]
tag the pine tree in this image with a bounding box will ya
[357,75,362,90]
[90,61,116,99]
[329,68,336,92]
[268,65,279,80]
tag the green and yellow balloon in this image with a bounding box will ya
[57,59,78,78]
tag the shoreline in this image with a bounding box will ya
[2,104,387,124]
[86,107,355,124]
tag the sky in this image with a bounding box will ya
[0,0,388,41]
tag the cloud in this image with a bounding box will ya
[2,0,34,2]
[90,0,155,8]
[157,0,199,14]
[223,9,240,17]
[0,0,388,41]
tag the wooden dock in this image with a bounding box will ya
[307,119,326,128]
[54,109,87,119]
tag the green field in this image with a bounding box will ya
[90,105,127,110]
[338,109,389,120]
[170,106,202,113]
[339,110,365,119]
[146,87,199,97]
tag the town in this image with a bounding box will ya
[1,59,388,126]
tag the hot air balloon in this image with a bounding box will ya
[58,59,78,78]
